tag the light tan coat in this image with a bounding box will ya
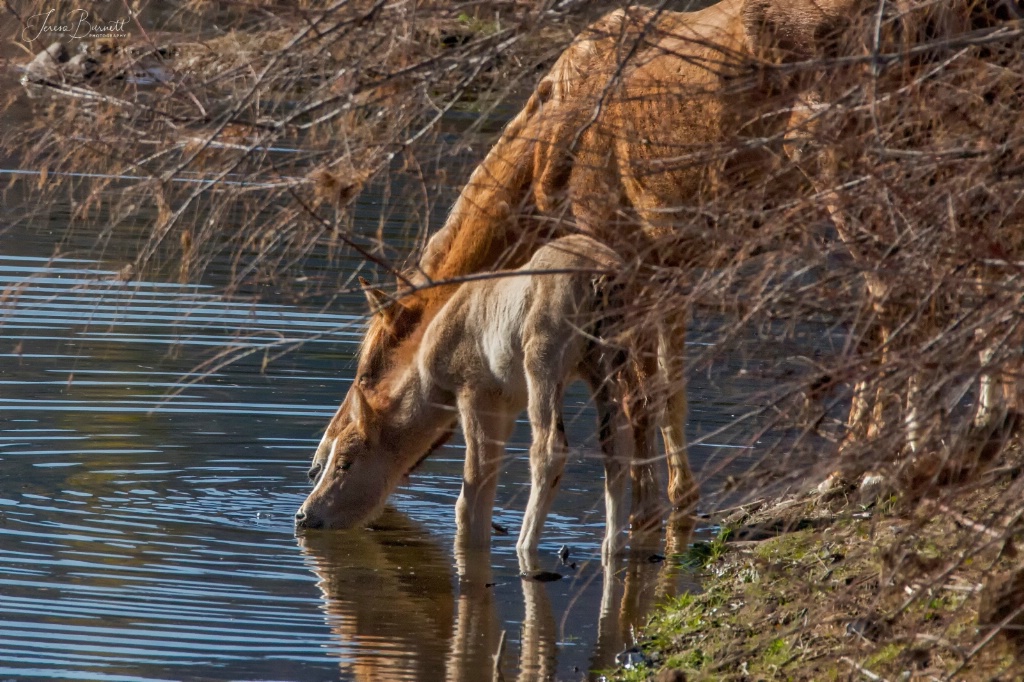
[298,235,646,561]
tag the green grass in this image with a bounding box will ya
[680,526,733,569]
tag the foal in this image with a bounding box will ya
[296,235,648,560]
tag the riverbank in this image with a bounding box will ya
[619,452,1024,680]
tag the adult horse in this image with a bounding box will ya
[305,0,1024,533]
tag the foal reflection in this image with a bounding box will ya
[299,508,696,681]
[298,508,455,681]
[447,544,502,682]
[591,512,698,674]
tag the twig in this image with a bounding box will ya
[492,629,507,682]
[947,603,1024,680]
[708,498,766,519]
[925,501,1004,540]
[841,656,889,682]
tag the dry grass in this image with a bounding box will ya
[2,0,597,291]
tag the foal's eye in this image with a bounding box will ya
[339,460,353,471]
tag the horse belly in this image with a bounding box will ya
[477,285,530,406]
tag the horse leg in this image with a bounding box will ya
[842,303,886,448]
[829,245,898,484]
[785,96,895,462]
[658,311,697,511]
[455,391,515,550]
[970,324,1023,460]
[975,348,1005,430]
[585,366,633,561]
[626,365,664,531]
[1003,361,1023,421]
[517,353,570,564]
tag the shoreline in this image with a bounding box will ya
[618,460,1024,680]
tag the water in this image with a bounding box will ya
[0,38,818,682]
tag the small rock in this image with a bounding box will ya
[845,613,889,642]
[491,521,509,535]
[23,42,69,83]
[614,646,650,670]
[521,570,563,583]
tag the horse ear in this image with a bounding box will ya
[349,385,379,444]
[359,276,405,331]
[359,276,388,312]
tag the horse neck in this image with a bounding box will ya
[416,96,543,288]
[377,351,456,456]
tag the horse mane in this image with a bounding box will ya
[414,108,540,284]
[413,9,642,285]
[357,72,565,385]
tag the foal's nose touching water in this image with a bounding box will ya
[295,235,687,560]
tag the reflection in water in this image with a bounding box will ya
[298,509,455,681]
[590,513,698,678]
[516,562,559,682]
[300,510,697,681]
[449,545,502,682]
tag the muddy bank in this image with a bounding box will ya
[616,454,1024,680]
